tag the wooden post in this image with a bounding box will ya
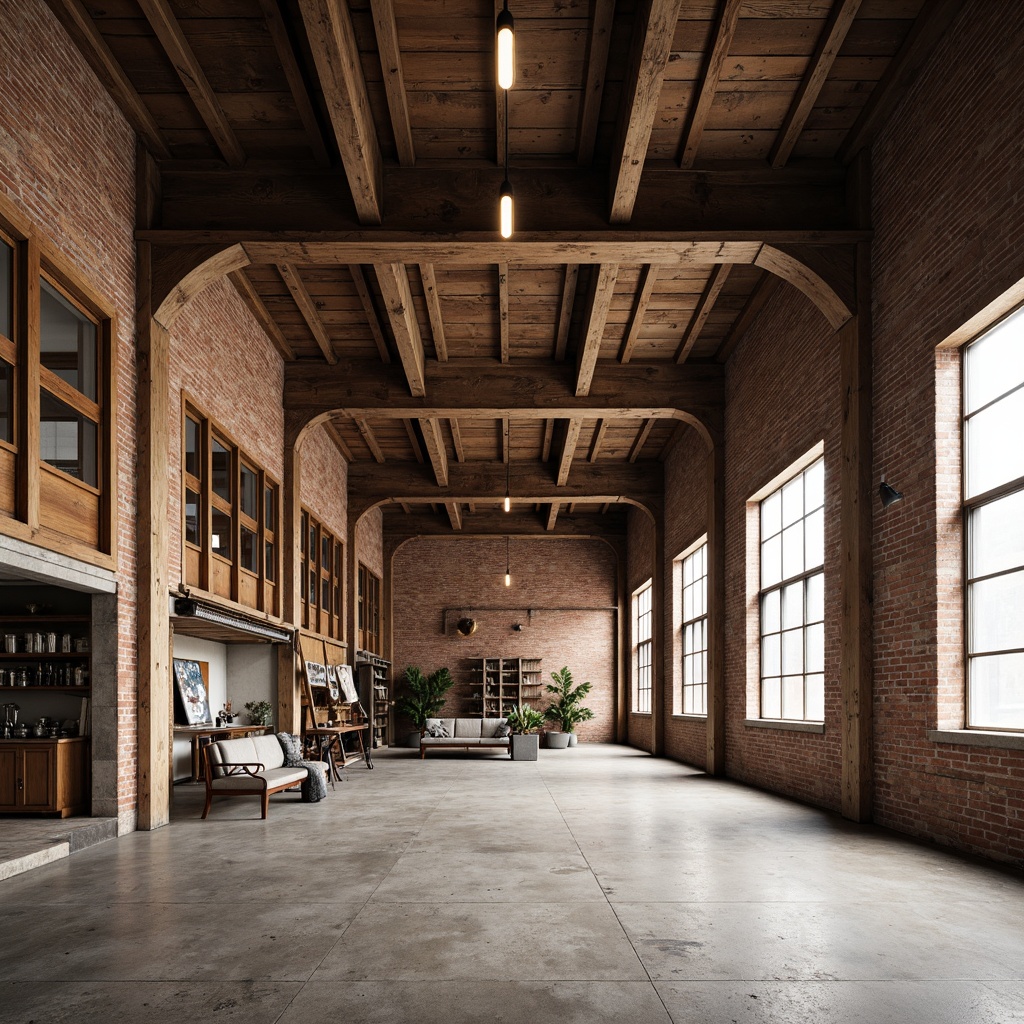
[17,236,40,531]
[611,538,628,744]
[137,240,170,830]
[839,241,873,823]
[279,414,304,734]
[706,436,726,775]
[347,516,360,664]
[651,507,665,756]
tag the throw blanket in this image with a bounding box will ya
[276,731,328,803]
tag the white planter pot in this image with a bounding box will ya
[510,733,539,760]
[567,732,578,746]
[546,731,570,749]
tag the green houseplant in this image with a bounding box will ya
[505,703,545,761]
[244,700,274,727]
[396,665,456,747]
[543,666,594,748]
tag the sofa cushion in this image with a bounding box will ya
[251,734,286,770]
[454,718,482,738]
[481,718,507,738]
[210,766,308,790]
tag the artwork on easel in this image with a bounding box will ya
[173,658,212,725]
[326,665,341,701]
[337,663,358,703]
[306,661,328,688]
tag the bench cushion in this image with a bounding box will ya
[207,735,287,778]
[454,718,482,738]
[209,766,309,790]
[481,718,508,738]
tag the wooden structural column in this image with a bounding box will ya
[706,434,726,776]
[137,240,171,831]
[839,240,873,823]
[278,414,305,735]
[651,507,666,756]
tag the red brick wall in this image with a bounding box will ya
[870,0,1024,864]
[391,536,617,742]
[626,507,655,751]
[167,276,285,586]
[356,507,384,578]
[0,0,139,818]
[663,427,710,768]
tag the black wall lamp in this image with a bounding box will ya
[879,481,904,508]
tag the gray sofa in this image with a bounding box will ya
[420,717,509,758]
[202,734,328,819]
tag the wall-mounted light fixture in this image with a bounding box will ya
[512,622,523,632]
[879,481,904,508]
[456,617,478,637]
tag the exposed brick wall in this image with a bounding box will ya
[391,536,617,743]
[356,507,384,578]
[167,276,285,587]
[870,0,1024,864]
[626,507,655,751]
[724,287,842,812]
[0,0,138,818]
[663,427,710,768]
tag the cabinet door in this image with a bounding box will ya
[0,748,18,810]
[21,747,55,811]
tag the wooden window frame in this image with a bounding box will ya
[358,562,382,655]
[301,505,343,640]
[680,541,708,717]
[633,580,652,715]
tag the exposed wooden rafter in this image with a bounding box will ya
[403,420,425,463]
[369,0,415,167]
[770,0,863,168]
[609,0,682,223]
[420,418,450,487]
[619,264,658,363]
[257,0,330,168]
[227,269,295,361]
[675,264,732,364]
[576,0,616,165]
[354,418,385,463]
[450,418,465,462]
[546,502,560,531]
[541,420,555,462]
[498,262,510,363]
[349,264,391,364]
[678,0,743,170]
[576,264,619,396]
[628,418,656,462]
[556,418,583,486]
[277,263,337,364]
[298,0,383,223]
[324,420,354,463]
[136,0,245,168]
[445,501,463,531]
[419,264,448,361]
[589,419,608,462]
[374,263,426,397]
[554,264,579,361]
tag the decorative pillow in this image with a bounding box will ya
[276,731,304,765]
[493,722,510,738]
[427,723,451,738]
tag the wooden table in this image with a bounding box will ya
[304,722,371,780]
[174,723,270,783]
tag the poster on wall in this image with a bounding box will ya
[173,658,212,725]
[306,661,328,688]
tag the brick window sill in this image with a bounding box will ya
[928,729,1024,751]
[743,718,825,734]
[673,713,707,721]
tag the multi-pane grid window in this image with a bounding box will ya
[759,457,825,721]
[301,507,343,640]
[964,307,1024,730]
[634,581,652,714]
[682,543,708,715]
[358,563,382,654]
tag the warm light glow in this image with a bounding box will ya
[499,183,514,239]
[504,495,511,512]
[505,572,511,587]
[496,9,515,89]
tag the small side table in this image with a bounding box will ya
[304,722,371,780]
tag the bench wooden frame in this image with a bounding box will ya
[201,754,306,820]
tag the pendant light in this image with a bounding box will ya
[505,535,512,587]
[504,435,511,512]
[496,3,515,90]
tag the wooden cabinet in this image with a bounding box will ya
[0,738,88,816]
[471,657,542,717]
[357,654,391,748]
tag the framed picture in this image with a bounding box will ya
[306,661,328,688]
[173,659,212,725]
[337,663,358,703]
[326,665,341,701]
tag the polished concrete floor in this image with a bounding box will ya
[1,744,1022,1023]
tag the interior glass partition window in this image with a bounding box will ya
[964,306,1024,730]
[682,542,708,715]
[0,236,13,445]
[759,457,825,721]
[634,580,652,714]
[301,506,342,640]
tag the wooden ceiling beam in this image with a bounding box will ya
[136,0,245,168]
[324,420,354,463]
[546,503,561,532]
[420,418,450,487]
[541,419,555,462]
[678,0,743,170]
[498,262,510,363]
[589,419,608,462]
[348,264,391,364]
[576,264,619,396]
[675,263,732,364]
[554,264,579,362]
[369,0,415,167]
[374,263,426,397]
[619,264,658,363]
[277,263,337,364]
[383,508,627,540]
[257,0,330,168]
[449,418,465,462]
[403,420,425,464]
[419,264,448,362]
[43,0,171,160]
[227,269,295,361]
[770,0,863,169]
[556,418,583,486]
[609,0,683,223]
[628,418,656,462]
[445,501,463,531]
[298,0,383,224]
[715,272,781,364]
[354,418,385,463]
[576,0,616,166]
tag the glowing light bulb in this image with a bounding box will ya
[505,571,511,587]
[504,495,511,512]
[499,182,514,239]
[496,9,515,90]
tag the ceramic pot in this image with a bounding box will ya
[546,731,570,749]
[567,732,578,746]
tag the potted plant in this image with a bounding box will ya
[543,666,594,748]
[505,703,545,761]
[244,699,274,728]
[396,665,455,747]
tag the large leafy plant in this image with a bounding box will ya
[504,703,546,734]
[543,666,594,733]
[396,665,456,731]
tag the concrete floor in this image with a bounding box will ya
[1,743,1022,1023]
